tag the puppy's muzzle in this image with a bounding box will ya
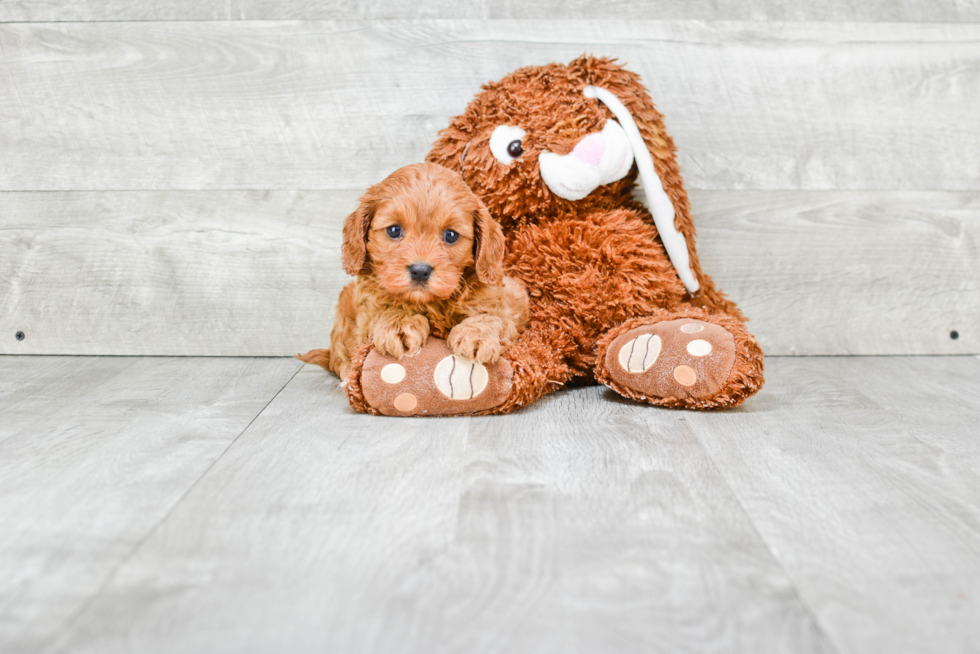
[408,263,433,285]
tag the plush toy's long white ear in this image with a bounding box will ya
[584,85,699,294]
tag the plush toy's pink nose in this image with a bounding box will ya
[572,133,606,166]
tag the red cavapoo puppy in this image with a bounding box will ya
[299,162,528,381]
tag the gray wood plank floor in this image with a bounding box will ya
[1,355,978,653]
[0,356,302,654]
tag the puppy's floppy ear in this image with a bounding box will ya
[341,187,382,276]
[472,198,505,286]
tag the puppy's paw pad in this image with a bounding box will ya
[448,324,502,364]
[399,326,427,355]
[373,322,428,359]
[607,319,736,401]
[373,331,409,358]
[359,338,511,416]
[450,339,501,365]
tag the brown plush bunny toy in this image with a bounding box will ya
[345,55,764,415]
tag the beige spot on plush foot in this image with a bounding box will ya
[674,365,697,387]
[380,363,406,384]
[617,334,662,373]
[680,323,705,333]
[686,339,712,357]
[393,393,417,413]
[434,354,489,400]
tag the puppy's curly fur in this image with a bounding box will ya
[299,163,528,380]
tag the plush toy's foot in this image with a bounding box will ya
[595,314,763,409]
[347,337,513,416]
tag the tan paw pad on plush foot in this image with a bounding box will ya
[606,319,736,401]
[360,338,512,416]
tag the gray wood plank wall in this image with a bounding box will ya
[1,13,977,356]
[2,1,980,22]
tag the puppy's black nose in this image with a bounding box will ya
[408,263,433,284]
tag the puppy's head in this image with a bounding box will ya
[342,162,504,304]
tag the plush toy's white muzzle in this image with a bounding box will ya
[538,120,634,201]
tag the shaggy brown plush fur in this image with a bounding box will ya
[427,55,741,317]
[298,163,528,379]
[342,56,764,414]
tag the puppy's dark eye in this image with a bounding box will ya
[507,140,523,158]
[386,225,402,239]
[443,229,460,244]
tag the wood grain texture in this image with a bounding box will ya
[1,189,976,356]
[43,365,830,654]
[2,0,979,23]
[1,20,979,191]
[836,356,980,465]
[0,190,355,356]
[0,355,301,654]
[690,190,980,356]
[683,356,980,654]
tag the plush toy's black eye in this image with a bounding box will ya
[507,140,524,158]
[386,225,402,239]
[443,229,460,244]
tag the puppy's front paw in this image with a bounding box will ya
[372,314,429,359]
[448,317,503,364]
